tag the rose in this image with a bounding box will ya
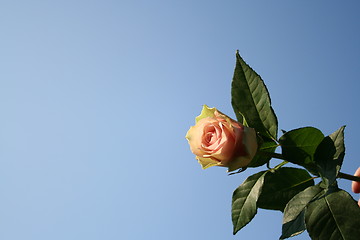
[185,105,258,172]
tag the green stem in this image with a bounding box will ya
[273,160,288,170]
[258,150,360,182]
[337,172,360,182]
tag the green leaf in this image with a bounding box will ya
[329,126,346,163]
[257,167,314,211]
[281,210,306,240]
[305,189,360,240]
[231,51,278,140]
[280,185,323,239]
[232,171,266,234]
[279,127,324,171]
[314,126,346,187]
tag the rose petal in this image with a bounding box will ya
[242,127,258,159]
[195,105,217,123]
[196,156,221,169]
[185,122,207,156]
[211,124,236,163]
[226,155,252,172]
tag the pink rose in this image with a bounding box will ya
[186,105,258,172]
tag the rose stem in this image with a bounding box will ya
[258,151,360,182]
[337,172,360,182]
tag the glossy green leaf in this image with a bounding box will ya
[280,185,323,239]
[314,126,346,187]
[305,189,360,240]
[279,127,324,171]
[281,210,306,240]
[329,126,346,163]
[232,171,266,234]
[231,51,278,140]
[257,167,314,211]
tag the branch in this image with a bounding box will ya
[257,151,360,182]
[337,172,360,182]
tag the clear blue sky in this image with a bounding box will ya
[0,1,359,239]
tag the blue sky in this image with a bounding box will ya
[0,1,359,239]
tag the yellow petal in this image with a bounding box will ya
[197,156,221,169]
[227,155,252,172]
[195,105,216,123]
[185,120,210,156]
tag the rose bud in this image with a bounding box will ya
[186,105,258,172]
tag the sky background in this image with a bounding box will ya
[0,1,359,240]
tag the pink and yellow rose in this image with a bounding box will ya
[186,105,258,172]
